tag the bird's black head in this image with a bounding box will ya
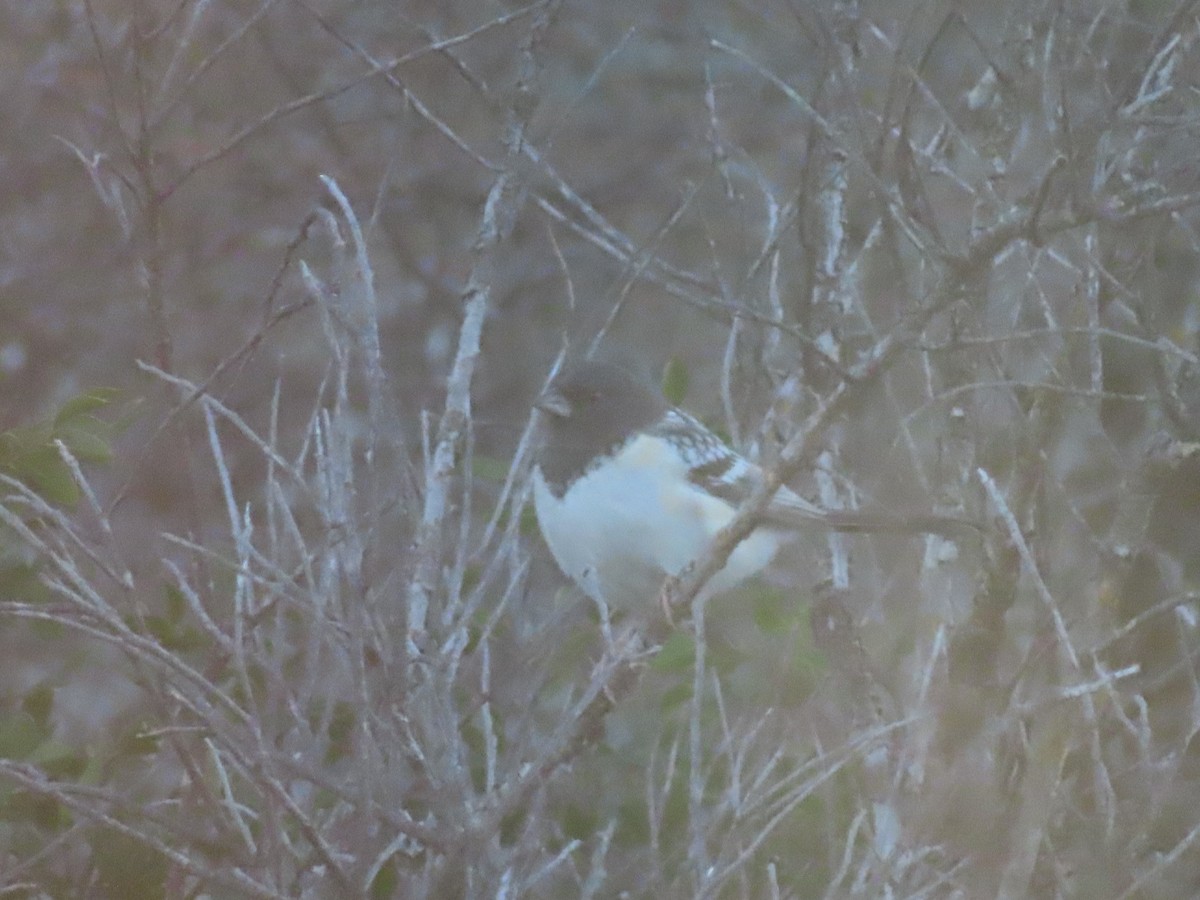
[534,360,667,491]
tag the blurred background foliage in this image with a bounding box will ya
[1,0,1200,897]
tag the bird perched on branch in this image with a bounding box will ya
[531,360,975,613]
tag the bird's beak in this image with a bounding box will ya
[535,387,572,418]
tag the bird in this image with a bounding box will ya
[530,360,974,614]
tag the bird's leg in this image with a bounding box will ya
[658,572,682,628]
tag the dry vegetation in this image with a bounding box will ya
[2,0,1200,897]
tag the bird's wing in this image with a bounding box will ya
[649,410,829,528]
[650,410,982,535]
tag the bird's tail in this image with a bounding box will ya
[813,509,984,537]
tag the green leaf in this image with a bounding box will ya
[90,826,169,900]
[519,503,539,537]
[500,807,526,846]
[660,773,689,838]
[23,455,79,506]
[462,562,481,595]
[751,584,799,635]
[0,423,53,463]
[617,798,651,846]
[660,680,692,711]
[371,857,399,899]
[790,620,828,688]
[0,563,49,604]
[0,711,46,759]
[5,444,78,506]
[55,421,113,463]
[708,634,744,674]
[650,631,695,673]
[0,387,124,507]
[661,357,690,405]
[325,701,356,765]
[32,740,88,780]
[30,619,64,639]
[115,724,161,758]
[471,455,511,484]
[561,802,599,842]
[1,790,66,829]
[164,584,187,622]
[53,388,120,427]
[142,614,207,653]
[22,684,55,728]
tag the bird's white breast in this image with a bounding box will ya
[533,434,782,610]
